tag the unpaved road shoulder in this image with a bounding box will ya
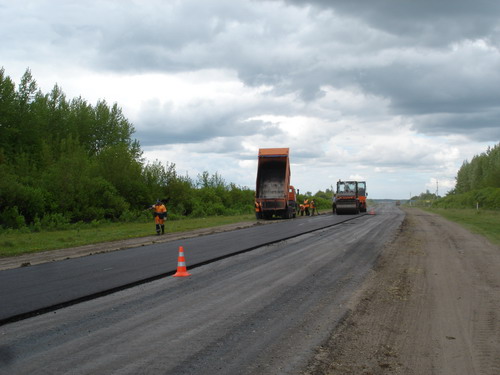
[304,207,500,375]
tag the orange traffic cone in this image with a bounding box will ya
[173,246,191,277]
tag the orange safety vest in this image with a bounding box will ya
[255,201,261,212]
[154,204,167,224]
[303,199,310,208]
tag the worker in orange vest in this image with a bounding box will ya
[299,203,305,216]
[303,198,310,216]
[310,200,317,215]
[150,200,167,235]
[255,201,262,219]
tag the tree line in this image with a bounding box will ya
[0,68,257,230]
[453,143,500,194]
[0,68,332,231]
[417,143,500,209]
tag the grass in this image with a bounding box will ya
[424,208,500,245]
[0,214,255,258]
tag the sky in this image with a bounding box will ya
[1,0,499,199]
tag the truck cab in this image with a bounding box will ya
[333,180,368,214]
[334,180,360,214]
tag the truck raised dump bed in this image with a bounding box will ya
[255,148,297,219]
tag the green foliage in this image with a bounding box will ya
[0,67,256,230]
[0,165,48,224]
[409,190,440,207]
[312,189,334,210]
[432,187,500,210]
[297,190,333,210]
[453,143,500,194]
[0,206,26,229]
[40,213,71,230]
[420,143,500,210]
[94,143,147,207]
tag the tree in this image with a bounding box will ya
[95,143,148,207]
[453,143,500,194]
[0,68,18,159]
[0,67,258,228]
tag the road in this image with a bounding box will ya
[0,211,364,323]
[0,204,403,374]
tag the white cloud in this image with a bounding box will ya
[1,0,499,198]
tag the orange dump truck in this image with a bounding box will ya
[255,148,297,219]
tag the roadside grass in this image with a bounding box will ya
[0,214,255,258]
[424,208,500,245]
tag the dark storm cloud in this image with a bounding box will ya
[92,1,261,73]
[3,0,499,146]
[136,103,284,147]
[281,0,500,140]
[354,54,500,113]
[136,118,282,147]
[286,0,500,46]
[413,111,500,142]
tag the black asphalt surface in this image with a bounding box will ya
[0,213,363,323]
[1,205,403,374]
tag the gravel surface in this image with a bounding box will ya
[303,207,500,375]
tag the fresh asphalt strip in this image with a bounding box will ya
[0,213,368,325]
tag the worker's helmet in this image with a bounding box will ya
[156,199,161,205]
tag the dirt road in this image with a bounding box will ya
[304,207,500,375]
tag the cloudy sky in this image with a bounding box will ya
[2,0,499,199]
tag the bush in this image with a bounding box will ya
[166,213,182,221]
[434,187,500,210]
[0,206,26,229]
[40,212,71,230]
[31,217,42,232]
[0,167,49,225]
[120,209,149,223]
